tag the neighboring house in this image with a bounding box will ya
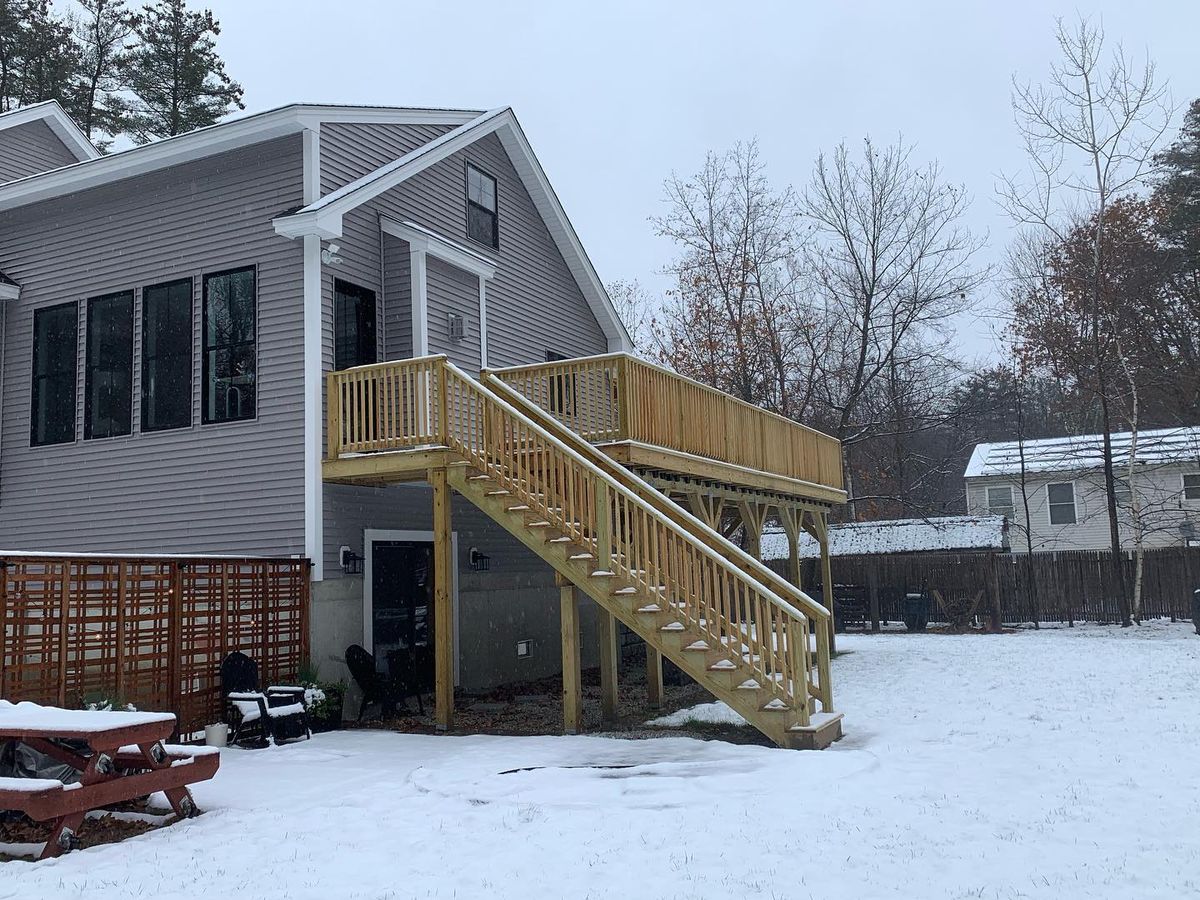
[0,101,846,749]
[760,515,1009,562]
[964,427,1200,552]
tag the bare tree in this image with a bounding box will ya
[605,278,657,355]
[998,15,1171,626]
[802,137,987,519]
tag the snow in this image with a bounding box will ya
[0,701,175,734]
[3,623,1199,899]
[760,514,1007,561]
[965,425,1200,478]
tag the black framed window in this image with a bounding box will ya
[202,266,256,424]
[84,291,134,440]
[1047,482,1077,525]
[466,164,498,249]
[30,302,78,446]
[545,349,576,416]
[334,279,377,370]
[142,278,193,432]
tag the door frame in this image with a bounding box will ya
[363,528,460,685]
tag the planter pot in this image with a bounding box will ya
[204,723,229,747]
[309,689,345,733]
[903,592,929,632]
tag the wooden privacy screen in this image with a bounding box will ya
[0,555,310,736]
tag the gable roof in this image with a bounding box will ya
[273,107,632,352]
[0,103,481,212]
[761,515,1009,560]
[0,100,100,165]
[965,426,1200,479]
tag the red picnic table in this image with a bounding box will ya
[0,701,220,859]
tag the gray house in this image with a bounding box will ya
[0,101,846,748]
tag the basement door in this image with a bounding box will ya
[370,540,435,693]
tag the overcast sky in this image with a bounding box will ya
[203,0,1200,363]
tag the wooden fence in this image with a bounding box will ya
[0,554,310,736]
[771,546,1200,627]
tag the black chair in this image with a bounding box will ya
[221,651,311,747]
[386,648,430,716]
[345,644,421,720]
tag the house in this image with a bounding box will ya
[760,514,1009,562]
[964,427,1200,552]
[0,100,846,748]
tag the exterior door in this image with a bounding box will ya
[370,540,434,691]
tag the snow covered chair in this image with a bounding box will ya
[220,652,310,747]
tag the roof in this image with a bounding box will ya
[0,270,17,300]
[760,515,1009,560]
[0,271,16,286]
[0,100,100,165]
[965,427,1200,479]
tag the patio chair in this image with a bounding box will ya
[345,644,418,721]
[220,651,311,747]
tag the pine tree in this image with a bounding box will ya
[4,0,78,111]
[1154,99,1200,251]
[125,0,243,142]
[70,0,141,146]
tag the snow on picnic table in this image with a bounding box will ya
[3,622,1199,899]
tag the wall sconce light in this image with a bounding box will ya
[469,548,490,571]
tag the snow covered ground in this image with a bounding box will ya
[4,623,1199,899]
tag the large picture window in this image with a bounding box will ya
[466,164,498,249]
[334,279,377,370]
[30,302,78,446]
[84,291,134,439]
[142,278,193,432]
[202,267,256,424]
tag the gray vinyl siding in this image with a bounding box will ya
[0,119,79,183]
[965,465,1200,552]
[382,235,411,359]
[0,135,307,556]
[426,255,481,369]
[319,122,455,194]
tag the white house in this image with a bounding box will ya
[964,427,1200,552]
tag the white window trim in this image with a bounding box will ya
[380,217,496,367]
[362,528,460,685]
[1182,472,1200,504]
[1046,480,1078,526]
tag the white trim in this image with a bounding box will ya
[0,100,99,163]
[380,217,498,280]
[0,282,19,302]
[1182,472,1200,504]
[302,128,324,581]
[0,103,480,212]
[411,249,429,356]
[478,279,489,368]
[362,528,460,685]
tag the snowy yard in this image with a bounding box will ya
[3,623,1199,899]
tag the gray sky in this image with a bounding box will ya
[205,0,1200,363]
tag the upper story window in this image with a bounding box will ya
[334,279,377,370]
[1047,482,1077,525]
[30,302,78,446]
[1184,473,1200,503]
[1113,476,1132,507]
[142,278,193,432]
[466,164,498,249]
[986,485,1014,518]
[84,290,134,440]
[202,266,256,424]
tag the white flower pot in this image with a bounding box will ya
[205,723,229,747]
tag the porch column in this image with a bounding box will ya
[431,467,454,731]
[557,574,582,735]
[646,646,664,710]
[598,609,619,724]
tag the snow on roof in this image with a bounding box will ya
[760,515,1008,561]
[965,426,1200,479]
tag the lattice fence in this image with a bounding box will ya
[0,554,310,736]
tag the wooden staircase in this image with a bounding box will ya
[327,355,842,749]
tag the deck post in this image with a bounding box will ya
[646,645,664,710]
[817,512,837,654]
[557,574,582,734]
[780,506,803,592]
[431,466,454,732]
[598,609,619,724]
[738,500,763,559]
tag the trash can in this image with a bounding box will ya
[903,591,929,632]
[1192,588,1200,636]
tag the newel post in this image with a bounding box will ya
[325,373,340,459]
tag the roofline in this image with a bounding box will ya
[273,108,633,351]
[965,425,1200,478]
[0,103,481,212]
[0,100,99,163]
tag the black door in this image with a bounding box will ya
[371,541,435,692]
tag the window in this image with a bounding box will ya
[84,291,134,439]
[202,267,256,424]
[466,164,498,249]
[334,279,377,370]
[1184,474,1200,502]
[30,302,78,446]
[1114,476,1132,507]
[142,278,193,432]
[1047,482,1077,525]
[986,485,1014,518]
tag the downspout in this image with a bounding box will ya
[302,128,324,581]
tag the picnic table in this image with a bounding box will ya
[0,701,219,859]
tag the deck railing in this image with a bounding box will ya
[492,354,844,492]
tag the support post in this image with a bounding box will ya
[598,609,619,724]
[803,511,837,654]
[646,645,664,710]
[738,500,765,560]
[780,506,803,592]
[431,467,454,732]
[557,574,582,734]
